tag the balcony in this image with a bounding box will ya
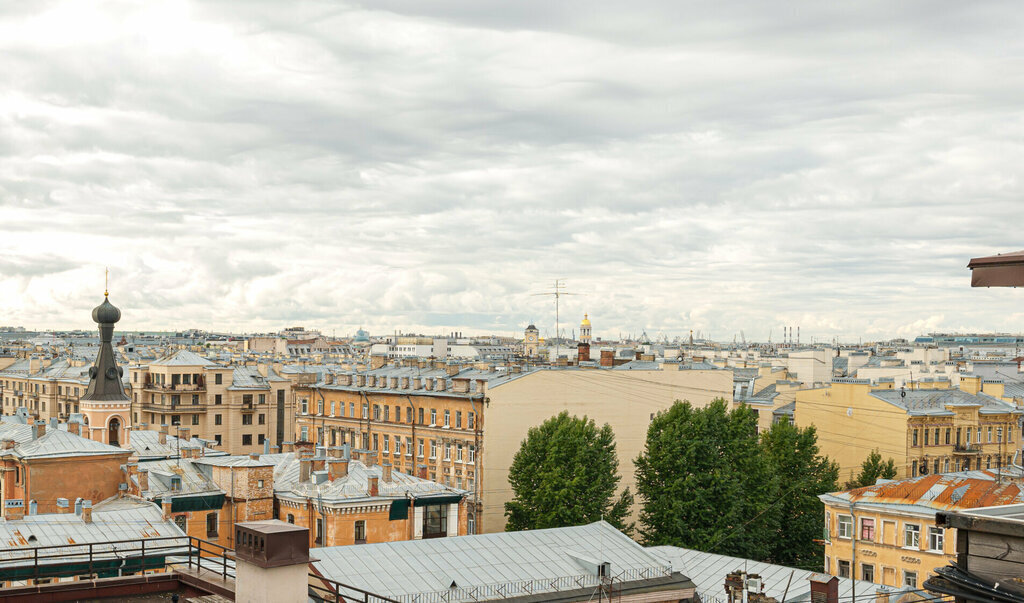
[953,444,982,454]
[144,383,206,393]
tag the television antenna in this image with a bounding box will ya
[530,279,578,362]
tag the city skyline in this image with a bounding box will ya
[3,1,1024,338]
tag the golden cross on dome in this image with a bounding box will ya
[104,267,109,297]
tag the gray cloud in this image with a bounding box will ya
[1,0,1023,340]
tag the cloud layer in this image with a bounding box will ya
[2,0,1024,341]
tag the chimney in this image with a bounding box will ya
[81,500,92,524]
[270,445,281,454]
[249,453,261,461]
[328,459,349,480]
[445,363,460,377]
[578,343,591,363]
[413,377,422,389]
[370,354,387,369]
[56,498,69,513]
[875,586,892,603]
[5,500,24,520]
[356,374,366,387]
[368,476,379,497]
[2,438,16,450]
[600,349,614,367]
[282,441,295,453]
[123,425,131,447]
[28,499,37,516]
[159,424,168,445]
[138,469,149,492]
[382,462,393,483]
[351,450,361,462]
[32,420,46,439]
[162,499,172,519]
[67,421,80,436]
[178,427,191,442]
[312,457,326,472]
[324,373,334,385]
[329,446,343,458]
[809,574,839,603]
[417,464,428,479]
[300,458,312,482]
[264,439,271,454]
[74,498,83,516]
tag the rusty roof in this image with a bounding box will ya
[822,470,1024,513]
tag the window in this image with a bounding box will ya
[174,515,187,532]
[372,433,378,450]
[362,403,368,418]
[394,435,400,455]
[997,427,1003,443]
[418,408,424,425]
[300,398,308,414]
[383,437,389,453]
[944,458,950,472]
[912,460,918,476]
[171,414,181,426]
[243,414,253,425]
[286,513,295,524]
[374,405,381,420]
[215,373,222,385]
[837,560,851,578]
[258,434,266,444]
[406,437,413,456]
[215,414,222,426]
[928,527,944,552]
[315,518,324,545]
[903,571,918,588]
[912,429,918,446]
[259,393,265,404]
[192,394,199,405]
[384,406,389,421]
[430,409,437,425]
[945,428,950,444]
[904,523,920,548]
[243,394,254,406]
[860,518,875,541]
[456,411,462,428]
[207,512,218,537]
[258,413,265,425]
[418,438,424,457]
[407,407,413,423]
[934,459,940,474]
[354,520,366,544]
[215,394,222,405]
[215,434,222,445]
[837,515,853,539]
[430,440,437,459]
[967,427,972,444]
[422,504,448,538]
[191,415,199,426]
[242,434,253,446]
[924,429,929,445]
[457,443,464,462]
[444,409,450,427]
[444,442,451,460]
[468,445,476,464]
[934,428,939,445]
[861,564,874,583]
[468,517,475,535]
[258,479,264,488]
[394,405,400,422]
[468,413,474,429]
[988,426,993,442]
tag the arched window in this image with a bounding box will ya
[286,513,295,524]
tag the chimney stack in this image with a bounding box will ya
[368,476,379,497]
[67,421,80,436]
[123,425,132,447]
[32,420,46,439]
[328,459,349,480]
[162,499,172,520]
[81,500,92,524]
[27,500,37,516]
[5,500,24,520]
[382,462,393,483]
[417,464,428,479]
[177,427,191,442]
[74,498,83,516]
[249,453,261,461]
[56,498,69,513]
[809,574,839,603]
[2,439,16,450]
[300,458,312,483]
[282,441,295,453]
[138,469,149,492]
[159,424,168,445]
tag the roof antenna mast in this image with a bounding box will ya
[530,279,578,362]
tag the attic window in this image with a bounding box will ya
[170,476,182,491]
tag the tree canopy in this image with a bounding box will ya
[504,411,633,533]
[844,449,898,489]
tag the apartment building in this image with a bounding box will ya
[0,355,127,422]
[129,352,296,455]
[819,468,1024,589]
[795,377,1024,481]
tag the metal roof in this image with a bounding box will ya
[312,521,675,602]
[821,468,1024,513]
[870,389,1020,416]
[0,427,128,460]
[647,546,891,603]
[151,350,218,367]
[138,459,223,498]
[127,430,225,460]
[0,496,186,567]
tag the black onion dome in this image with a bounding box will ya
[92,296,121,324]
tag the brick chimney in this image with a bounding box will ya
[159,424,168,445]
[809,574,838,603]
[81,500,92,524]
[578,342,591,363]
[382,462,392,483]
[370,355,387,370]
[5,500,24,520]
[282,441,295,453]
[67,421,80,436]
[56,498,69,513]
[299,458,311,483]
[162,499,172,520]
[600,349,614,367]
[249,453,261,461]
[328,459,349,480]
[452,378,470,393]
[178,426,191,442]
[417,464,428,479]
[138,469,149,492]
[32,420,46,439]
[368,476,379,497]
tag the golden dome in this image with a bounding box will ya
[581,313,591,327]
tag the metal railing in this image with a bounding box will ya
[0,535,234,585]
[309,573,401,603]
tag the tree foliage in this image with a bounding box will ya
[505,411,633,533]
[634,399,777,559]
[760,421,839,569]
[844,449,898,489]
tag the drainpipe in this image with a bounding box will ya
[230,466,236,547]
[405,395,419,472]
[850,501,858,603]
[469,394,484,534]
[359,391,373,451]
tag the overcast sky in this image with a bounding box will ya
[2,1,1024,341]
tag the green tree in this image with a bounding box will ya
[760,421,839,569]
[504,411,634,533]
[635,399,777,560]
[844,449,898,489]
